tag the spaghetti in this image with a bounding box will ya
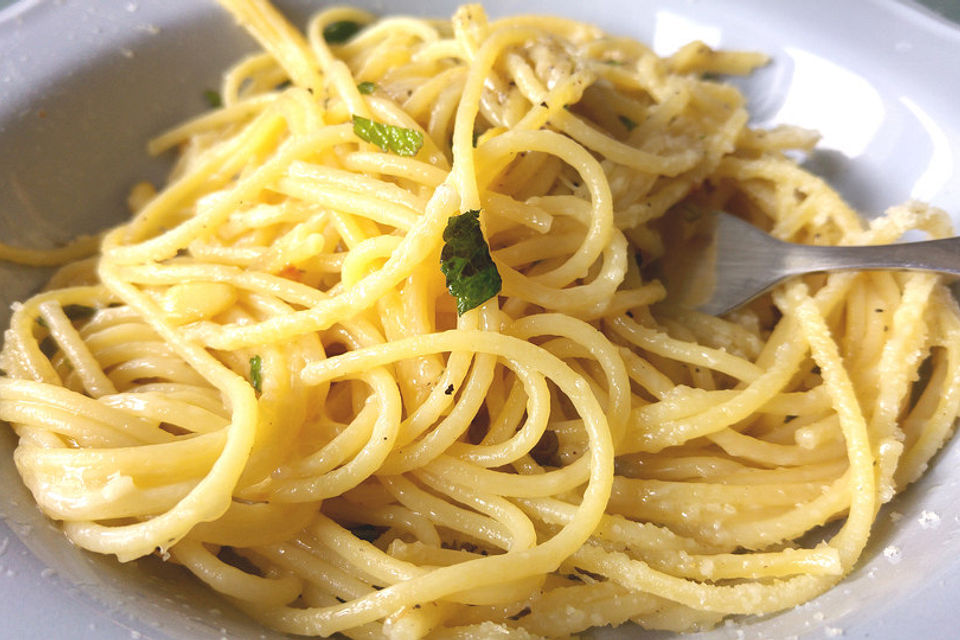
[1,1,959,638]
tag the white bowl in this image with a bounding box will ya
[2,1,960,638]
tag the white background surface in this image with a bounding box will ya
[2,1,960,639]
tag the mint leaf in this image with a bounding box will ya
[352,115,423,157]
[440,210,502,315]
[323,20,361,44]
[357,81,376,95]
[249,355,263,394]
[203,89,222,108]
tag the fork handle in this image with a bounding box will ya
[783,236,960,277]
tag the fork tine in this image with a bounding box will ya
[698,212,791,315]
[657,211,789,316]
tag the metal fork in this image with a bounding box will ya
[659,211,960,315]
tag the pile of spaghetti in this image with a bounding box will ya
[2,1,959,638]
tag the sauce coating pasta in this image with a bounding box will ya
[1,2,959,638]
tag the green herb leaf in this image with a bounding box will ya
[618,114,637,131]
[352,115,423,157]
[203,89,222,108]
[439,210,502,315]
[249,355,263,394]
[508,606,532,621]
[356,81,376,95]
[323,20,361,44]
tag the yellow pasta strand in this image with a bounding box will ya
[0,2,957,639]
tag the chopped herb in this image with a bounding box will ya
[573,566,606,582]
[784,415,798,423]
[352,115,424,157]
[445,384,455,395]
[508,607,532,620]
[356,81,376,95]
[202,89,222,108]
[439,210,502,315]
[249,355,263,394]
[35,316,48,328]
[618,114,637,131]
[472,129,480,148]
[323,20,361,44]
[603,59,625,66]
